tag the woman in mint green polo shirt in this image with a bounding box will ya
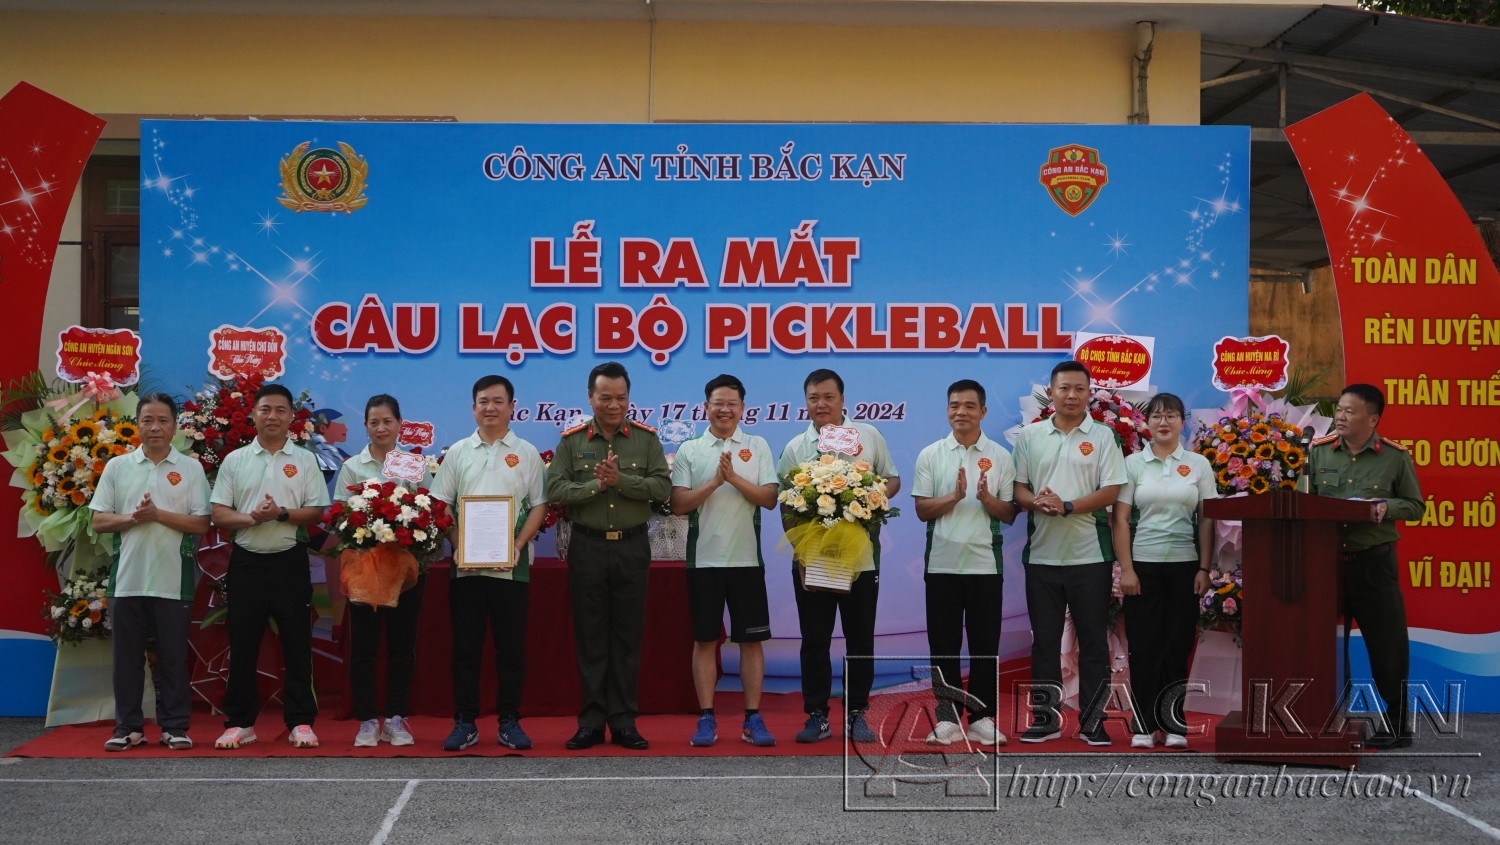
[335,394,433,749]
[1110,393,1215,751]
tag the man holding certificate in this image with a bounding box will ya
[546,362,671,751]
[430,375,548,752]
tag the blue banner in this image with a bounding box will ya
[141,121,1249,683]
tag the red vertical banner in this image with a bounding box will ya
[0,83,106,639]
[1285,95,1499,690]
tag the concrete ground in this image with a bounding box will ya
[1,716,1497,844]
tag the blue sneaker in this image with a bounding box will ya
[741,713,777,747]
[848,710,877,744]
[795,712,831,744]
[690,714,718,747]
[442,721,478,752]
[497,717,533,750]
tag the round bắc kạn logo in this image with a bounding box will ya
[298,148,351,202]
[278,141,369,214]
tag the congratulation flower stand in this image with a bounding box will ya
[44,639,155,727]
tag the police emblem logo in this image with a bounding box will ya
[282,463,298,478]
[278,141,369,214]
[505,453,520,468]
[1078,441,1095,457]
[1039,144,1108,216]
[1176,464,1192,477]
[167,471,182,486]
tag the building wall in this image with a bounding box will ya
[0,12,1200,125]
[2,10,1202,359]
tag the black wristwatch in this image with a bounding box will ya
[276,506,290,523]
[1063,501,1075,515]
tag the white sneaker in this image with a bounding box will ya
[354,719,380,747]
[1164,733,1189,749]
[966,717,1006,746]
[288,724,320,748]
[1131,733,1156,749]
[926,720,966,746]
[382,716,415,747]
[214,727,257,750]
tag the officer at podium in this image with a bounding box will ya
[1307,383,1424,749]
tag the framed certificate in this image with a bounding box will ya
[456,495,516,570]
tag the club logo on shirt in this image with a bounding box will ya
[977,458,993,471]
[166,471,182,486]
[738,449,753,463]
[504,453,520,468]
[282,464,298,478]
[1177,464,1192,477]
[1078,442,1095,457]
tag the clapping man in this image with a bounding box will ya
[912,380,1016,747]
[671,374,780,748]
[547,363,671,750]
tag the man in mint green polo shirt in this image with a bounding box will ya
[90,392,211,752]
[671,374,780,748]
[430,374,548,752]
[1012,361,1126,747]
[209,383,330,750]
[912,379,1016,747]
[777,368,900,745]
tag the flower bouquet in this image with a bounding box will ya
[1033,387,1150,456]
[1199,569,1243,644]
[778,455,898,592]
[1189,410,1312,495]
[177,373,318,482]
[43,568,112,644]
[3,371,141,563]
[323,480,453,608]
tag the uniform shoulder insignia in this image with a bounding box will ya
[561,422,588,437]
[1310,434,1339,447]
[1380,436,1409,452]
[630,420,657,434]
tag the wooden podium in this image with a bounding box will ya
[1203,490,1375,767]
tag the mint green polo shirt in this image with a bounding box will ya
[1012,415,1127,566]
[671,427,777,568]
[210,439,329,554]
[430,429,546,582]
[1118,445,1217,563]
[912,433,1015,575]
[90,447,211,600]
[334,446,434,501]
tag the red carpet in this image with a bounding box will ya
[6,691,1222,759]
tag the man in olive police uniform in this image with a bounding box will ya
[546,362,671,750]
[1308,383,1424,748]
